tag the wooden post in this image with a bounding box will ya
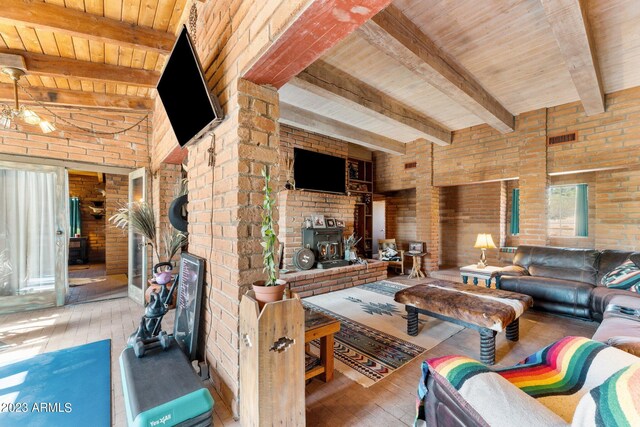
[239,294,305,426]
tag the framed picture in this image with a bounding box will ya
[409,242,425,253]
[335,219,345,227]
[312,214,326,228]
[326,218,336,228]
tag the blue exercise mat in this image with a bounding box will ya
[0,339,111,427]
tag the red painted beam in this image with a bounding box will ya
[243,0,393,88]
[163,145,188,165]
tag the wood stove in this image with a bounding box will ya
[302,227,350,269]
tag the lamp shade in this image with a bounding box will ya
[474,233,497,249]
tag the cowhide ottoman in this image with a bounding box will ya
[395,280,533,365]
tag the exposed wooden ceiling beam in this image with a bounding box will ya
[541,0,604,115]
[0,0,175,54]
[0,49,159,88]
[0,83,152,111]
[357,5,515,133]
[243,0,393,88]
[292,60,451,146]
[280,102,406,155]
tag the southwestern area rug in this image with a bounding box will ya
[303,280,463,387]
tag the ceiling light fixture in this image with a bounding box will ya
[0,65,55,133]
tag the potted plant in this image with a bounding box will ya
[109,200,187,265]
[252,165,286,307]
[110,198,187,306]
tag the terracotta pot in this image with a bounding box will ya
[252,280,286,309]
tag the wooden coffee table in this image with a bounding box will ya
[395,280,533,365]
[304,308,340,382]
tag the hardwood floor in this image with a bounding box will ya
[0,274,598,426]
[66,263,127,305]
[304,274,599,426]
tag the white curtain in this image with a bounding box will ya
[0,169,57,296]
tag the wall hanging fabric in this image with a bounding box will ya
[69,197,81,236]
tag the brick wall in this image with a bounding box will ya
[278,124,358,266]
[594,167,640,250]
[0,108,150,169]
[105,174,129,275]
[440,182,504,267]
[151,164,184,265]
[283,260,387,298]
[374,142,418,192]
[149,0,312,411]
[546,88,640,174]
[373,87,640,267]
[68,173,106,262]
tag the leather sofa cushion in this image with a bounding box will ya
[592,314,640,343]
[603,336,640,357]
[500,276,593,307]
[596,250,640,285]
[590,287,640,316]
[513,245,599,285]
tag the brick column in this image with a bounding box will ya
[517,109,548,245]
[151,164,183,265]
[105,174,128,275]
[415,140,440,272]
[187,79,280,412]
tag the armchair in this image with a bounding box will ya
[378,239,405,275]
[416,336,640,426]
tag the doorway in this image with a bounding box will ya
[372,200,386,256]
[66,170,129,305]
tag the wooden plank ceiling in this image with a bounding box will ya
[279,0,640,152]
[0,0,189,110]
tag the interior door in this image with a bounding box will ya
[372,200,386,256]
[128,168,147,305]
[0,161,67,314]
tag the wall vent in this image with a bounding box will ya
[404,162,417,169]
[548,132,577,146]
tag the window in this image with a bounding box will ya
[548,184,588,237]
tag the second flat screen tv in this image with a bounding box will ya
[294,148,346,194]
[157,26,223,147]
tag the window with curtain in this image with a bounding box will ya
[510,188,520,235]
[548,184,588,237]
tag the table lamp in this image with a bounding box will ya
[474,233,497,268]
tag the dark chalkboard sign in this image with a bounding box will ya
[173,252,205,361]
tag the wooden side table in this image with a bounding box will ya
[459,265,502,288]
[408,252,427,279]
[304,308,340,382]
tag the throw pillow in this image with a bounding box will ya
[381,247,399,261]
[601,260,640,292]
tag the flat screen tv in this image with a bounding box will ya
[157,26,223,147]
[294,148,346,194]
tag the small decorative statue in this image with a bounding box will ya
[344,233,362,262]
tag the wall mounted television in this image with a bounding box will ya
[157,26,223,148]
[294,148,346,194]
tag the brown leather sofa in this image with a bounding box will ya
[495,245,640,320]
[417,246,640,426]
